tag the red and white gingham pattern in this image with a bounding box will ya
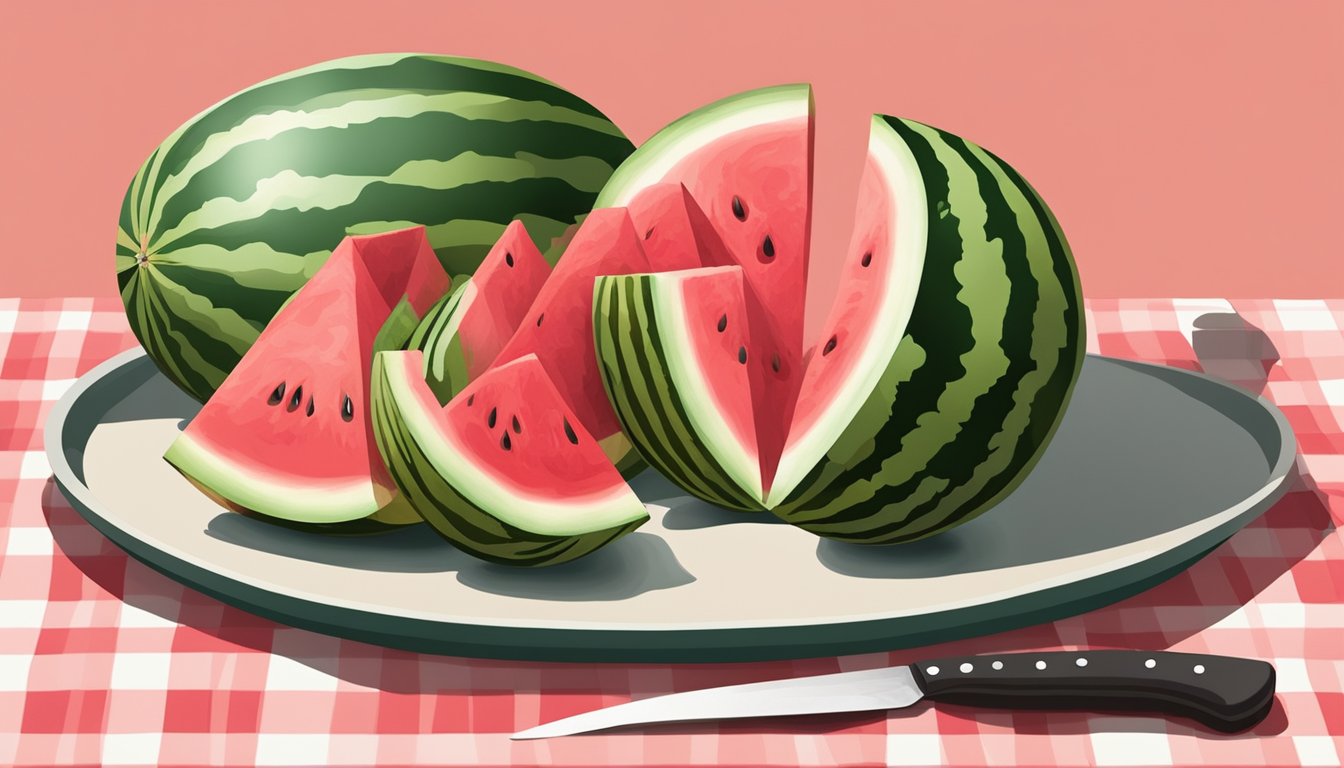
[1,296,1341,767]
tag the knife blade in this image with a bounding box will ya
[512,650,1275,739]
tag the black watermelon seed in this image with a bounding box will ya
[862,251,872,267]
[762,235,775,259]
[466,394,474,406]
[501,432,512,451]
[305,397,314,417]
[487,407,497,428]
[717,314,727,333]
[731,195,746,221]
[771,353,781,373]
[267,382,285,406]
[738,346,747,365]
[341,394,354,422]
[505,251,514,267]
[536,313,544,327]
[512,415,521,433]
[287,385,303,412]
[823,335,838,356]
[563,418,579,445]
[644,227,655,240]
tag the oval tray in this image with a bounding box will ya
[47,350,1295,662]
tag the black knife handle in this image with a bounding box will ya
[910,651,1275,733]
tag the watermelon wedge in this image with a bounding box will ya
[407,220,551,404]
[372,351,648,566]
[593,89,1085,544]
[164,226,450,526]
[491,208,651,475]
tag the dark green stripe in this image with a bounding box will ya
[942,151,1083,523]
[159,177,596,262]
[628,278,759,509]
[598,276,755,510]
[372,365,519,547]
[810,130,1040,541]
[160,115,631,229]
[138,276,222,402]
[373,358,634,566]
[613,278,744,508]
[149,55,616,206]
[153,263,292,331]
[778,116,975,519]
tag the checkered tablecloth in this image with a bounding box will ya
[1,296,1341,767]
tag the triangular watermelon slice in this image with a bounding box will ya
[372,350,648,566]
[491,208,651,475]
[164,226,450,526]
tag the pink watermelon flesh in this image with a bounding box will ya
[493,208,650,450]
[167,227,449,522]
[347,226,446,316]
[674,267,760,466]
[457,220,551,379]
[642,118,814,491]
[626,183,730,273]
[788,155,895,445]
[411,353,629,502]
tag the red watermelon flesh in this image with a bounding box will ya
[626,183,730,272]
[347,226,447,316]
[405,353,629,502]
[456,220,551,380]
[623,117,813,493]
[789,155,896,445]
[164,226,449,523]
[470,220,551,363]
[492,208,650,459]
[672,267,761,471]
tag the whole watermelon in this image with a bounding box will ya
[116,53,634,402]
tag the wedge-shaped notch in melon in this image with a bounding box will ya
[371,350,649,566]
[595,267,765,510]
[164,226,450,527]
[408,220,551,405]
[492,207,651,476]
[626,183,732,272]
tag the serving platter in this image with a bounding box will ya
[47,349,1295,662]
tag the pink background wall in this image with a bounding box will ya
[3,1,1339,299]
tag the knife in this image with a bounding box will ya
[512,650,1275,739]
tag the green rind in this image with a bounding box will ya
[593,275,761,512]
[163,430,390,524]
[120,53,634,402]
[595,84,811,208]
[770,116,1084,543]
[370,352,648,567]
[406,281,475,405]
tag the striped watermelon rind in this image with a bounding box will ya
[370,350,649,566]
[593,271,763,512]
[594,98,1084,544]
[769,116,1084,543]
[406,281,476,406]
[594,84,811,208]
[118,53,634,403]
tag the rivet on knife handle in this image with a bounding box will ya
[910,650,1275,732]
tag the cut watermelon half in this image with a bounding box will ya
[372,350,648,566]
[593,89,1085,543]
[164,226,450,526]
[407,220,551,404]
